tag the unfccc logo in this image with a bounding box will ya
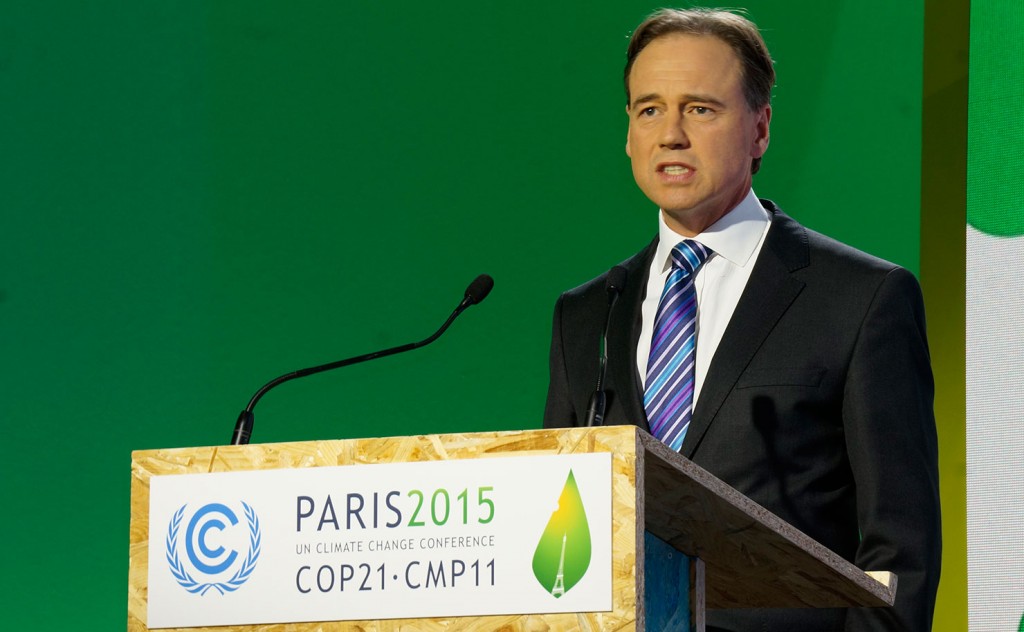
[165,502,261,595]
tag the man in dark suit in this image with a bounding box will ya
[543,8,941,631]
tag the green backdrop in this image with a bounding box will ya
[1,1,936,629]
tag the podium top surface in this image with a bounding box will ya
[635,430,895,609]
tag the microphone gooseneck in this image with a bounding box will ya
[230,274,494,446]
[585,266,627,427]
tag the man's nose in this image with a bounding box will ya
[659,111,689,149]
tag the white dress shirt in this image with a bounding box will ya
[637,190,772,405]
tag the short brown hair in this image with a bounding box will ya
[624,8,775,173]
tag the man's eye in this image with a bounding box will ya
[692,106,712,115]
[639,106,658,117]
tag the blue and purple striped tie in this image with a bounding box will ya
[644,240,712,451]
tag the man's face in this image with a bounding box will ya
[626,34,771,236]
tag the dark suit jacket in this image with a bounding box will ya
[544,202,941,632]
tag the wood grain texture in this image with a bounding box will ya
[128,427,640,632]
[693,558,706,632]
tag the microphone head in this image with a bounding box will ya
[464,274,494,306]
[606,265,628,294]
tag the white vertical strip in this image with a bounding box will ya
[967,226,1024,630]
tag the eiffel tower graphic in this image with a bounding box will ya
[551,533,567,597]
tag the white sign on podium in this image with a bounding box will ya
[147,452,612,628]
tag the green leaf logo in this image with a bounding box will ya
[532,470,592,597]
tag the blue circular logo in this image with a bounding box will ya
[165,502,261,596]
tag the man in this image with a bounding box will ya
[543,8,940,631]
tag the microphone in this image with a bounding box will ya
[230,274,494,445]
[584,266,627,427]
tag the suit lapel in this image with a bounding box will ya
[681,204,810,458]
[606,238,657,431]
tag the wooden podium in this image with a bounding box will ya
[128,426,895,631]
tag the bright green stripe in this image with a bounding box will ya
[966,0,1024,236]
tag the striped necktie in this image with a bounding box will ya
[644,240,713,451]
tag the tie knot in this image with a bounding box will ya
[670,240,712,275]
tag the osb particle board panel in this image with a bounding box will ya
[636,432,896,610]
[128,427,640,632]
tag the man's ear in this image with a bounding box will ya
[752,104,771,157]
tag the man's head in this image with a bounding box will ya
[625,9,775,126]
[623,8,775,236]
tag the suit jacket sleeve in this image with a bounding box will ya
[843,267,941,632]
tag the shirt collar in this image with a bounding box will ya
[654,189,770,273]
